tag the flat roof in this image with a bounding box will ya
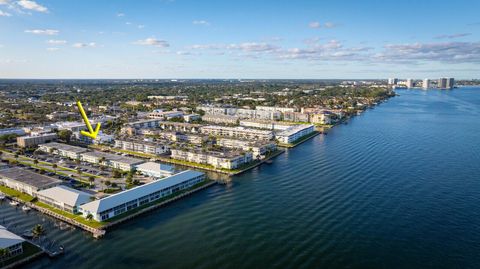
[39,142,88,153]
[135,162,174,173]
[80,170,204,213]
[0,167,61,189]
[0,225,25,249]
[81,151,144,165]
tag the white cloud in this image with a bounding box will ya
[72,42,96,48]
[117,12,124,17]
[47,39,66,44]
[309,21,321,28]
[324,22,337,28]
[193,20,210,26]
[309,21,338,29]
[0,9,11,16]
[46,47,59,51]
[137,24,145,29]
[125,22,131,25]
[17,0,48,13]
[25,29,59,35]
[133,37,169,48]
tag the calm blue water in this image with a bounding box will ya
[1,87,480,269]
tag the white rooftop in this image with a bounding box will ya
[37,185,92,207]
[80,170,204,214]
[135,162,174,173]
[0,225,25,249]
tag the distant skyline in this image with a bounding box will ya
[1,0,480,79]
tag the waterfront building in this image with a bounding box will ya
[200,125,274,140]
[80,151,144,171]
[114,138,169,155]
[127,119,162,129]
[239,119,291,130]
[406,79,414,88]
[276,124,315,144]
[161,132,208,145]
[438,78,448,89]
[309,112,332,125]
[79,170,205,221]
[171,148,253,169]
[423,79,431,89]
[36,185,92,213]
[202,114,239,125]
[135,162,175,178]
[216,137,277,159]
[38,142,87,159]
[16,133,57,148]
[446,78,455,89]
[0,167,61,196]
[0,225,25,258]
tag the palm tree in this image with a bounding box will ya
[86,214,93,221]
[14,153,19,160]
[32,224,45,239]
[77,168,83,175]
[52,163,58,173]
[33,159,39,166]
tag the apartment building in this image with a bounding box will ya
[171,148,253,170]
[38,142,88,159]
[17,133,57,148]
[114,138,169,155]
[276,124,315,144]
[200,125,274,140]
[202,114,239,125]
[216,137,277,159]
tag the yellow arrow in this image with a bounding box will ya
[76,100,101,139]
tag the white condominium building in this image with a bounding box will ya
[38,142,88,159]
[216,137,277,159]
[239,119,291,130]
[114,138,169,155]
[200,125,274,140]
[171,149,253,169]
[276,124,315,144]
[79,170,205,221]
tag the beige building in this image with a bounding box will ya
[17,133,57,148]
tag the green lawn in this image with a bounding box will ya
[34,201,105,229]
[0,185,35,202]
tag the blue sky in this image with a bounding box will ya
[1,0,479,79]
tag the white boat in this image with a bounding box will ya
[0,194,5,200]
[22,205,31,211]
[9,200,19,206]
